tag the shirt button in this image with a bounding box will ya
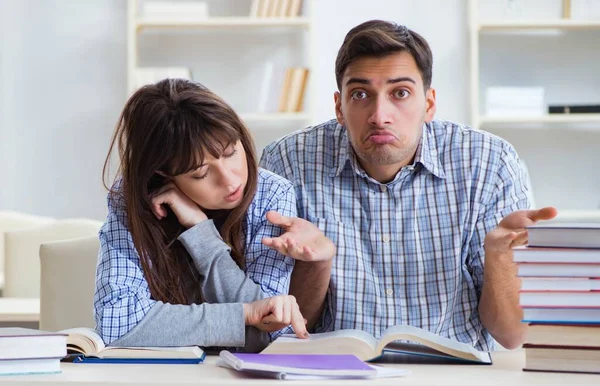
[385,288,394,296]
[379,185,387,192]
[382,235,390,243]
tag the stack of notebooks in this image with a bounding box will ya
[0,328,66,376]
[515,223,600,374]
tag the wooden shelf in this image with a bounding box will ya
[480,114,600,125]
[479,19,600,31]
[135,17,311,30]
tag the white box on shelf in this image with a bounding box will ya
[142,1,209,20]
[571,0,600,20]
[485,86,545,116]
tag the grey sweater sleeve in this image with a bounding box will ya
[110,301,245,347]
[109,220,270,351]
[177,220,264,304]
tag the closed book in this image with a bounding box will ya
[526,223,600,248]
[0,328,67,360]
[521,277,600,292]
[526,324,600,347]
[520,291,600,308]
[513,245,600,264]
[523,344,600,374]
[549,105,600,114]
[217,351,410,380]
[522,307,600,324]
[518,263,600,278]
[0,357,62,376]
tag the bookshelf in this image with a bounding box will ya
[127,0,313,152]
[469,0,600,130]
[468,0,600,211]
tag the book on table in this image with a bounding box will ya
[217,351,411,380]
[61,327,205,364]
[260,324,491,364]
[0,328,67,375]
[526,223,600,248]
[526,324,600,347]
[522,307,600,324]
[523,344,600,374]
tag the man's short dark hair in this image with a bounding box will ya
[335,20,433,91]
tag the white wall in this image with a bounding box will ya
[0,0,126,220]
[0,0,598,220]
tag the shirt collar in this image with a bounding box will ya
[330,122,446,179]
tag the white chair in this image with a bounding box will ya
[39,236,99,331]
[3,219,102,298]
[0,211,54,292]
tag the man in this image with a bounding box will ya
[260,19,557,351]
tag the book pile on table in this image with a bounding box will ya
[0,328,66,376]
[515,223,600,374]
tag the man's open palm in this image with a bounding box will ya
[485,207,558,254]
[262,211,335,262]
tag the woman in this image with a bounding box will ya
[94,79,321,351]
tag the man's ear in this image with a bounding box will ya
[424,87,436,123]
[334,91,345,126]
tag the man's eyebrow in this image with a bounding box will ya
[388,77,416,84]
[345,77,370,86]
[345,76,417,86]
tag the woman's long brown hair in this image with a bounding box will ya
[103,79,258,305]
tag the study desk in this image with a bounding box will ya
[0,298,39,323]
[0,351,598,386]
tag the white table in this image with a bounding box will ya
[0,298,39,323]
[0,351,597,385]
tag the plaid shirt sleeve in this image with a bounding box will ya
[244,172,296,298]
[244,170,297,338]
[93,193,156,344]
[467,141,532,298]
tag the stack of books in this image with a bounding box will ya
[515,223,600,374]
[278,67,309,113]
[0,328,67,376]
[250,0,303,18]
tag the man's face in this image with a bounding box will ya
[334,51,436,182]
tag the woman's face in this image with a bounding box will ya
[172,140,248,210]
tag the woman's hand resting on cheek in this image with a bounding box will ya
[150,182,208,228]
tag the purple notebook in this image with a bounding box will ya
[220,351,376,377]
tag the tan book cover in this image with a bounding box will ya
[278,68,294,112]
[265,0,278,17]
[257,0,270,18]
[287,0,303,17]
[276,0,291,17]
[285,68,309,112]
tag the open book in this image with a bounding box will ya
[61,327,205,362]
[261,325,491,364]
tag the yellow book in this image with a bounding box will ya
[287,0,302,17]
[278,68,294,112]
